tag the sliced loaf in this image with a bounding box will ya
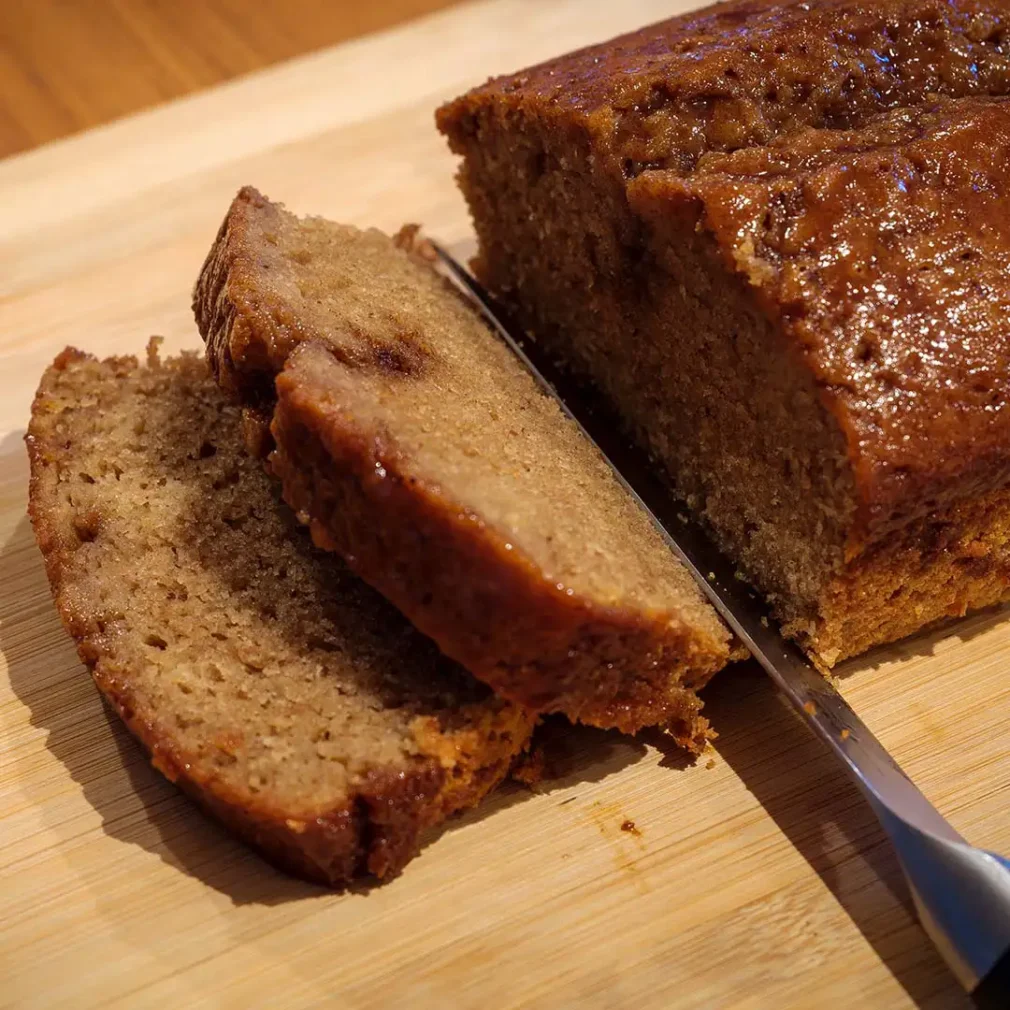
[435,0,1010,667]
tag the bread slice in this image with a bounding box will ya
[26,343,534,886]
[193,187,737,742]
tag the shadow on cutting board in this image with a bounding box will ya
[703,663,969,1010]
[1,511,320,906]
[418,719,651,855]
[1,506,648,905]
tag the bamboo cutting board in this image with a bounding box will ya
[2,2,1009,1007]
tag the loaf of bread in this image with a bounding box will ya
[26,344,534,885]
[437,0,1010,667]
[193,187,737,741]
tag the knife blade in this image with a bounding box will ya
[431,240,1010,1006]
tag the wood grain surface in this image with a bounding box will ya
[0,0,462,157]
[0,2,1007,1007]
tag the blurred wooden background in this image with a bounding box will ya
[0,0,462,157]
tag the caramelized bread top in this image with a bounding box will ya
[440,0,1010,176]
[631,95,1010,539]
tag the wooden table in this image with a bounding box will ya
[1,1,1008,1007]
[0,0,462,157]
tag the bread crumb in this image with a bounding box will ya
[511,744,547,787]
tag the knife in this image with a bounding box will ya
[431,241,1010,1008]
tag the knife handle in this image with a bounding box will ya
[972,947,1010,1008]
[890,816,1010,1002]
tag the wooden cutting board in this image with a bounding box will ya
[1,2,1008,1007]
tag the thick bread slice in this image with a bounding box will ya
[193,187,737,742]
[26,344,534,886]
